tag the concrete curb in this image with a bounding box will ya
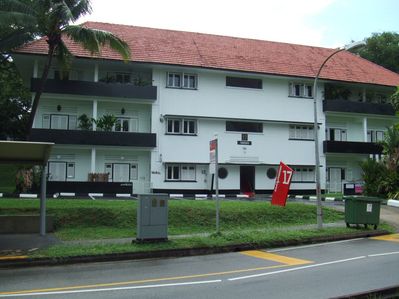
[0,229,389,269]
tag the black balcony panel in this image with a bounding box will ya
[31,78,157,100]
[30,128,156,147]
[323,140,383,155]
[323,100,395,116]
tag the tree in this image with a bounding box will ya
[351,32,399,73]
[0,60,31,140]
[0,0,131,138]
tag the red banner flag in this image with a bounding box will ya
[271,162,294,207]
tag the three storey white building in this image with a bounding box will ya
[14,22,399,196]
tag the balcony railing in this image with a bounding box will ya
[323,99,395,116]
[323,140,383,155]
[31,78,157,100]
[30,128,156,147]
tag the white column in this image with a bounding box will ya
[92,99,98,131]
[91,147,96,173]
[33,60,38,78]
[362,88,367,102]
[94,63,99,82]
[363,117,368,142]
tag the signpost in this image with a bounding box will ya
[271,162,294,207]
[210,137,220,233]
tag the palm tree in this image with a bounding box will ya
[0,0,131,138]
[381,126,399,172]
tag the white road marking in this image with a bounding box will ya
[268,238,365,252]
[368,251,399,257]
[228,256,366,281]
[0,280,222,297]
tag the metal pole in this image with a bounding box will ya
[215,136,220,234]
[39,165,47,236]
[313,48,345,229]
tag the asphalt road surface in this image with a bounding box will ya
[0,234,398,298]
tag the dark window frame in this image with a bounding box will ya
[226,76,263,89]
[226,121,263,133]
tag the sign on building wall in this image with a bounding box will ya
[271,162,294,207]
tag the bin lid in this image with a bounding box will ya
[344,196,383,202]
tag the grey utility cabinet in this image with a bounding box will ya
[137,194,168,241]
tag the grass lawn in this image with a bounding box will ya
[0,198,345,240]
[1,198,393,259]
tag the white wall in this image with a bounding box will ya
[150,67,326,191]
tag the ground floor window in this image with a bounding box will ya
[104,163,138,182]
[292,166,315,182]
[165,164,196,181]
[48,161,75,181]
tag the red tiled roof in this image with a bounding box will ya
[16,22,399,87]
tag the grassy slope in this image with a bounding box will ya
[0,199,344,240]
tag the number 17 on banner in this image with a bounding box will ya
[271,162,294,207]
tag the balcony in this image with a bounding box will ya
[323,140,383,155]
[30,128,156,147]
[31,78,157,100]
[323,100,395,116]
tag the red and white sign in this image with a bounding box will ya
[271,162,294,207]
[209,139,217,174]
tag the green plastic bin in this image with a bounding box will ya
[344,197,382,229]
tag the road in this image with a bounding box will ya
[0,234,398,298]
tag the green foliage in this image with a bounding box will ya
[93,114,117,131]
[352,32,399,73]
[361,125,399,196]
[380,126,399,171]
[77,113,92,130]
[0,60,30,140]
[389,86,399,111]
[360,158,385,196]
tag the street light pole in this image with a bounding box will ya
[313,41,366,229]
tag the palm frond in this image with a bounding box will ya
[65,0,92,21]
[55,40,73,70]
[64,25,131,60]
[0,28,36,51]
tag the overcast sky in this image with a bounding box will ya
[77,0,398,48]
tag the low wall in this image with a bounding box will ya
[0,215,54,234]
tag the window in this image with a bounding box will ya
[226,121,263,133]
[218,167,228,179]
[183,119,196,134]
[42,114,77,130]
[114,118,130,132]
[367,130,385,143]
[166,118,197,135]
[226,76,262,89]
[167,72,197,89]
[166,164,181,181]
[328,128,347,141]
[48,161,69,181]
[292,167,315,182]
[166,164,196,181]
[289,125,314,140]
[104,163,138,182]
[183,73,197,89]
[289,82,313,98]
[130,164,138,180]
[66,163,75,179]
